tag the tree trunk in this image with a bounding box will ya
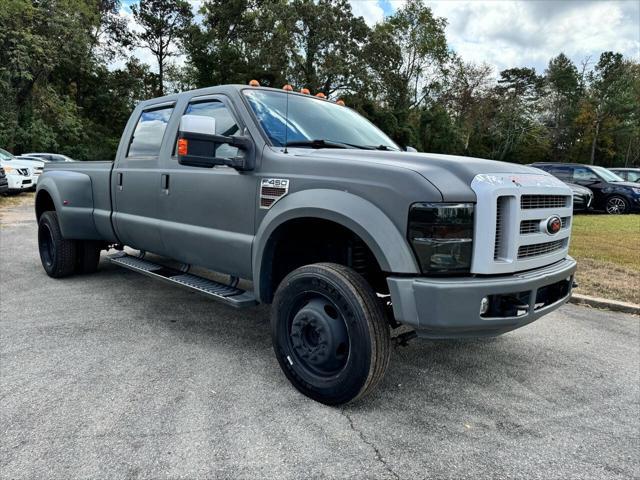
[158,57,164,97]
[589,119,600,165]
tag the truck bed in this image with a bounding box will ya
[39,161,116,242]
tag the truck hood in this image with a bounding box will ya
[293,149,545,202]
[0,159,39,171]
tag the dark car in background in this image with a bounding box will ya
[0,167,8,195]
[610,168,640,183]
[531,163,640,214]
[565,182,594,211]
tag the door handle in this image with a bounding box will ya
[161,173,170,193]
[117,172,123,191]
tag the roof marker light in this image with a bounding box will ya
[283,84,293,91]
[315,92,326,98]
[300,88,310,95]
[336,99,345,106]
[249,79,260,87]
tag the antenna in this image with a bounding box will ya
[282,84,293,154]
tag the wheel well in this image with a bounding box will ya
[259,218,388,303]
[35,190,55,220]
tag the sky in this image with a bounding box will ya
[119,0,640,77]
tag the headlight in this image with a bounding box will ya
[630,187,640,195]
[3,165,15,173]
[408,203,474,275]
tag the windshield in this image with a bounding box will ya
[243,89,399,150]
[592,166,624,182]
[0,148,15,161]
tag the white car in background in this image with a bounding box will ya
[23,152,75,162]
[0,148,40,193]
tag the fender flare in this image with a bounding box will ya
[252,189,419,301]
[36,171,101,240]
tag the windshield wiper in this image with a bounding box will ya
[284,139,349,149]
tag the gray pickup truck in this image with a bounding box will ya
[35,84,576,404]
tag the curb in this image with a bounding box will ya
[569,293,640,315]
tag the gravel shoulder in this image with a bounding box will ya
[1,201,639,479]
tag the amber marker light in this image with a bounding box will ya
[177,138,188,156]
[283,84,293,91]
[300,88,310,94]
[249,79,260,87]
[336,99,345,106]
[315,92,326,98]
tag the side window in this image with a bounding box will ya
[183,100,240,159]
[573,167,598,182]
[548,166,572,180]
[127,106,174,157]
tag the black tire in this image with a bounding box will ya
[38,211,77,278]
[76,240,102,274]
[605,195,629,214]
[271,263,391,405]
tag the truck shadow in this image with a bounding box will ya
[94,258,550,410]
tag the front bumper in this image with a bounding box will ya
[6,175,32,191]
[387,257,577,339]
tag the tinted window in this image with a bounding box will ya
[128,106,174,157]
[548,166,572,180]
[573,167,599,182]
[183,100,239,159]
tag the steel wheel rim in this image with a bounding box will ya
[606,197,625,214]
[287,294,351,379]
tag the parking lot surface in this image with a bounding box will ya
[1,202,639,479]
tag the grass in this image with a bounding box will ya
[569,214,640,304]
[0,192,35,224]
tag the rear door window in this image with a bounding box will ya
[127,106,174,158]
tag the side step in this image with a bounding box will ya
[109,253,257,308]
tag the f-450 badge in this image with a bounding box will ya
[260,178,290,209]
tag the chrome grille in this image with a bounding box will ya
[520,220,539,234]
[521,195,569,209]
[520,217,570,235]
[518,240,566,259]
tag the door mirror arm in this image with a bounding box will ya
[177,131,255,171]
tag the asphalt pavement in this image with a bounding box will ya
[1,201,639,479]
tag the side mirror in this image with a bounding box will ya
[177,114,255,171]
[405,146,418,152]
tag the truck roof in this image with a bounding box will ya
[137,84,335,109]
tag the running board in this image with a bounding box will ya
[109,253,257,308]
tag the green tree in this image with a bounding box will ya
[131,0,193,96]
[543,53,581,160]
[586,52,636,164]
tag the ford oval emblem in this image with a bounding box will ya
[546,216,562,235]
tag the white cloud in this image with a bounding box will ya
[425,0,640,75]
[114,0,639,78]
[349,1,385,26]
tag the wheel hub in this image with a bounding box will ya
[290,298,349,373]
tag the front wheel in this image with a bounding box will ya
[271,263,391,405]
[38,211,77,278]
[605,195,629,214]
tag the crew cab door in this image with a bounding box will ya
[160,95,257,279]
[112,102,175,255]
